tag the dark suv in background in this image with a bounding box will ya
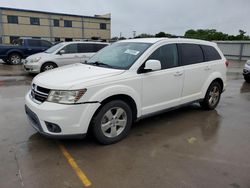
[0,38,52,64]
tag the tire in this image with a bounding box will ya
[244,76,250,83]
[8,53,22,65]
[91,100,133,145]
[2,58,8,63]
[41,62,57,72]
[200,81,222,110]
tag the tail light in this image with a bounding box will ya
[225,60,229,67]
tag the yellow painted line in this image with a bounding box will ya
[59,144,92,187]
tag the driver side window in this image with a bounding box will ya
[148,44,178,69]
[62,44,78,54]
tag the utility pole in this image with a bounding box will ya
[119,32,122,39]
[133,31,136,38]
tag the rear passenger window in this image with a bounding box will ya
[148,44,178,69]
[78,43,95,53]
[28,40,41,47]
[201,45,221,61]
[179,44,204,65]
[95,44,108,52]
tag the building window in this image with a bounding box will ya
[64,20,72,27]
[30,17,40,25]
[0,37,2,44]
[9,36,19,44]
[53,19,59,27]
[55,37,60,42]
[65,38,73,42]
[100,23,107,30]
[7,15,18,24]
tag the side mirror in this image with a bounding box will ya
[143,59,161,72]
[59,50,65,55]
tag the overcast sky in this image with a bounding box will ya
[0,0,249,38]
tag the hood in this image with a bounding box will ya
[26,52,50,59]
[33,63,125,90]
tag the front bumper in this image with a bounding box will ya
[23,61,41,73]
[243,63,250,77]
[25,92,101,138]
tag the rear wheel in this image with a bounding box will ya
[8,53,22,65]
[200,81,222,110]
[91,100,132,145]
[41,62,57,72]
[244,76,250,83]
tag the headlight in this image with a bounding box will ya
[47,89,87,104]
[247,60,250,66]
[30,57,41,63]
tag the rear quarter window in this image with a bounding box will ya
[201,45,221,61]
[178,43,204,65]
[41,40,52,48]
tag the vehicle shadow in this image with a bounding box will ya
[240,81,250,93]
[38,103,221,149]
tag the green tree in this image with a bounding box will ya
[135,33,154,38]
[155,32,173,38]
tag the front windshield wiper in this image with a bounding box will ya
[84,61,114,68]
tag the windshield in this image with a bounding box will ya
[87,42,151,69]
[45,43,64,53]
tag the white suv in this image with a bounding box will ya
[23,41,108,73]
[25,38,227,144]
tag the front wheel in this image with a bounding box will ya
[41,62,57,72]
[200,81,222,110]
[8,53,22,64]
[244,76,250,83]
[91,100,133,145]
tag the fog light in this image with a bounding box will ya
[45,122,61,133]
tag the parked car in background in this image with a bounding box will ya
[23,41,109,73]
[25,38,227,144]
[243,60,250,83]
[0,38,52,64]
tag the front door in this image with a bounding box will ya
[140,44,184,115]
[56,43,80,66]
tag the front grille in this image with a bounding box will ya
[31,84,50,103]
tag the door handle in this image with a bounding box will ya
[174,71,183,76]
[204,66,211,71]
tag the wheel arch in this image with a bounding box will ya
[40,61,58,72]
[7,50,24,59]
[201,72,225,99]
[88,85,141,121]
[98,94,138,122]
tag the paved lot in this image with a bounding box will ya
[0,61,250,188]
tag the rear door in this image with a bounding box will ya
[78,43,108,63]
[55,43,80,66]
[178,43,210,103]
[77,43,93,62]
[141,43,184,115]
